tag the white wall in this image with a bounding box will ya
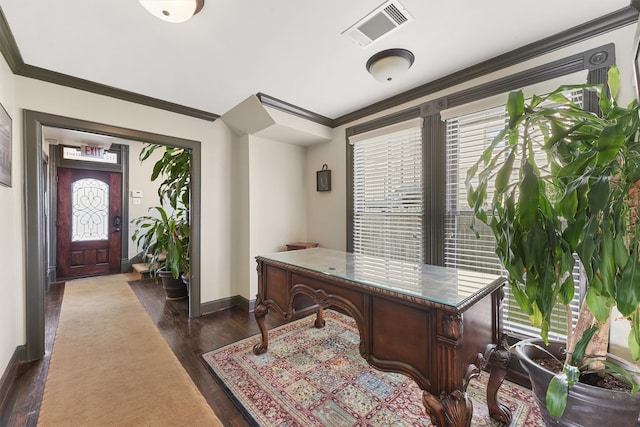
[230,133,250,299]
[12,77,236,314]
[126,140,165,259]
[306,127,348,251]
[246,135,307,298]
[0,47,20,379]
[200,118,235,303]
[305,23,638,360]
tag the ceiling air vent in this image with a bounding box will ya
[342,0,414,47]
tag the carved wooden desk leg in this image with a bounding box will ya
[422,356,484,427]
[314,307,326,328]
[252,302,269,355]
[423,389,473,427]
[485,337,512,424]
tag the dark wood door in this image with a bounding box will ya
[56,168,122,279]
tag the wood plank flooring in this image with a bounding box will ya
[0,283,64,427]
[0,276,286,427]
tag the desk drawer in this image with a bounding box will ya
[290,272,366,314]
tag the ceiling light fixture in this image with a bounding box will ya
[366,48,415,82]
[138,0,204,23]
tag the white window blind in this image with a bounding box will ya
[444,91,584,340]
[351,118,424,265]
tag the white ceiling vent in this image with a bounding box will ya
[342,0,414,48]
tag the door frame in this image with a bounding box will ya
[49,146,129,284]
[53,164,125,280]
[24,110,203,361]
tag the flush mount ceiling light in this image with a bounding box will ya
[366,48,415,82]
[138,0,204,23]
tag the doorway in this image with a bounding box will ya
[23,110,203,362]
[55,167,122,280]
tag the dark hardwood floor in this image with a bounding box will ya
[0,283,64,427]
[0,276,287,427]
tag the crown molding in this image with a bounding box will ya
[333,6,638,127]
[20,63,219,122]
[0,7,218,122]
[0,6,636,128]
[256,93,334,128]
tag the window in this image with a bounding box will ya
[351,118,424,267]
[71,178,110,242]
[443,89,584,340]
[347,47,610,342]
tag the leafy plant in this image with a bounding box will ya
[131,206,190,279]
[132,143,192,279]
[465,66,640,417]
[139,143,191,210]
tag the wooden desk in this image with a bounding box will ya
[253,248,511,427]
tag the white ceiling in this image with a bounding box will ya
[0,0,633,121]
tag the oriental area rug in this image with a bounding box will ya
[201,309,543,426]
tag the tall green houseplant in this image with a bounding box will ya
[139,143,191,210]
[132,144,191,280]
[465,66,640,418]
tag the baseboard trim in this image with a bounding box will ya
[120,257,132,274]
[200,295,251,315]
[0,346,26,410]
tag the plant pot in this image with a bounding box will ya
[157,269,188,300]
[515,338,640,427]
[181,273,190,297]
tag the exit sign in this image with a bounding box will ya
[81,146,105,158]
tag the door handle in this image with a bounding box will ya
[114,215,121,232]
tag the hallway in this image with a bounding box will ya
[0,274,286,426]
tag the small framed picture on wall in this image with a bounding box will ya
[316,164,331,192]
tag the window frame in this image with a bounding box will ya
[346,44,614,340]
[351,117,425,264]
[348,43,613,259]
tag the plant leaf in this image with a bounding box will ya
[559,275,575,305]
[511,283,531,314]
[572,326,598,365]
[546,373,568,418]
[614,232,630,270]
[587,175,609,213]
[557,152,595,178]
[585,286,612,323]
[495,152,515,194]
[507,91,525,129]
[558,188,578,220]
[608,65,620,99]
[519,160,539,230]
[596,125,625,166]
[616,248,640,316]
[629,326,640,362]
[598,218,615,298]
[576,218,598,282]
[562,210,586,250]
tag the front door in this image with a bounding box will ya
[56,167,122,279]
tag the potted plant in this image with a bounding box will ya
[132,206,190,299]
[465,66,640,425]
[132,143,192,299]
